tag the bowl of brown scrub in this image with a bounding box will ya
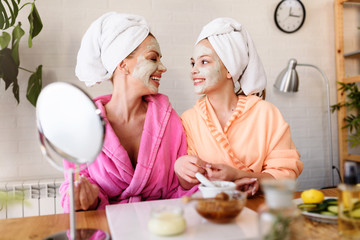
[189,191,246,223]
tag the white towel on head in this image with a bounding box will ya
[75,12,150,87]
[195,18,267,95]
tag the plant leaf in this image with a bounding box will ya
[0,2,6,29]
[0,190,25,206]
[0,47,18,90]
[28,3,42,48]
[333,81,360,148]
[349,132,360,148]
[0,0,19,30]
[0,31,10,49]
[334,82,360,148]
[11,22,24,66]
[0,1,10,29]
[26,64,42,106]
[8,0,19,26]
[12,77,19,103]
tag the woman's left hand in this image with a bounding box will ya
[234,178,259,197]
[73,175,99,211]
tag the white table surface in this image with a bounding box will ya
[106,198,259,240]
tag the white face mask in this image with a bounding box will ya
[191,44,222,94]
[132,38,166,93]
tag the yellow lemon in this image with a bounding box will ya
[301,189,325,204]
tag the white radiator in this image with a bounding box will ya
[0,178,64,219]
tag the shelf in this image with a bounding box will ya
[345,154,360,162]
[343,0,360,4]
[334,0,360,180]
[343,75,360,84]
[344,50,360,57]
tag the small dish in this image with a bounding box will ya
[198,180,236,198]
[148,206,186,236]
[293,197,338,224]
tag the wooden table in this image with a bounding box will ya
[0,188,339,240]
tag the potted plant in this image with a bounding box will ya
[331,82,360,148]
[0,0,43,106]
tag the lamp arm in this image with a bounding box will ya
[298,63,335,187]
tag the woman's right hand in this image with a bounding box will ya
[174,155,211,189]
[73,175,100,211]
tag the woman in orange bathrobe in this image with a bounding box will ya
[174,18,303,197]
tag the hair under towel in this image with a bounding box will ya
[195,17,266,95]
[75,12,150,87]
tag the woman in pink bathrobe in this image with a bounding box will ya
[174,18,303,197]
[59,13,195,212]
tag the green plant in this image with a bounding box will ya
[263,210,291,240]
[0,189,30,214]
[0,0,43,106]
[331,82,360,147]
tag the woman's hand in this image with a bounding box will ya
[175,155,210,189]
[205,163,243,181]
[235,178,259,197]
[74,175,100,211]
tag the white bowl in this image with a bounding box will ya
[198,181,236,198]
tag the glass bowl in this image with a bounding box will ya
[195,190,246,223]
[148,206,186,236]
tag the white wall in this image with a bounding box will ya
[0,0,343,190]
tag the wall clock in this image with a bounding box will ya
[274,0,306,34]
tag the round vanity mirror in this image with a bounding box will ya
[36,82,104,169]
[36,82,108,240]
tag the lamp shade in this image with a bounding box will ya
[274,59,299,92]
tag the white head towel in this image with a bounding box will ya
[195,18,267,95]
[75,12,150,86]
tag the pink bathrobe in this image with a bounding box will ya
[60,94,195,212]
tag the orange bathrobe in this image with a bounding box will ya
[181,95,303,179]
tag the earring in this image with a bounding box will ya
[234,81,241,92]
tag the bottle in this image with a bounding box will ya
[338,162,360,239]
[344,163,357,185]
[258,179,303,240]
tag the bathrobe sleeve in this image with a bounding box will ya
[261,120,302,179]
[251,100,302,179]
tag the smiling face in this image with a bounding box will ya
[127,35,167,94]
[190,39,228,94]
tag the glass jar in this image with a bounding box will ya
[148,206,186,236]
[338,183,360,239]
[258,179,304,240]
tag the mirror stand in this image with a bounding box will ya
[39,137,109,240]
[69,168,76,239]
[43,170,109,240]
